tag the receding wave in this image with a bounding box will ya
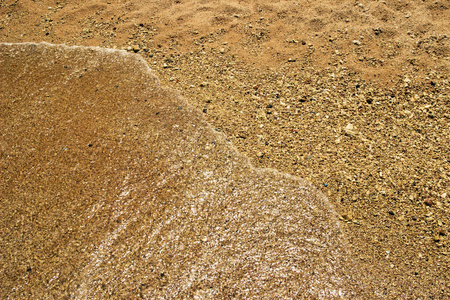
[0,43,366,298]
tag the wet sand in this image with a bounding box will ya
[1,1,449,298]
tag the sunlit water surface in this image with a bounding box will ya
[0,43,366,299]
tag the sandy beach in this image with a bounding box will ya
[1,0,449,298]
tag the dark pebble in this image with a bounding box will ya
[424,199,433,207]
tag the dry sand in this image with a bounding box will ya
[1,0,449,298]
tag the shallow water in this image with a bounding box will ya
[0,43,366,298]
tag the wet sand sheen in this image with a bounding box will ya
[1,43,367,298]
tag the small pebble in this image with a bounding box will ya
[344,123,357,136]
[424,199,434,207]
[132,45,140,53]
[341,212,353,221]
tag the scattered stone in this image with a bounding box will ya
[344,123,357,136]
[373,28,383,35]
[132,44,140,53]
[352,40,361,45]
[341,212,353,221]
[424,199,434,207]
